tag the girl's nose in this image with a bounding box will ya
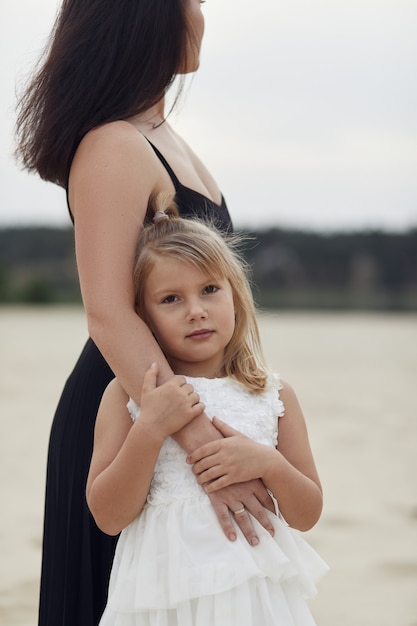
[187,299,208,321]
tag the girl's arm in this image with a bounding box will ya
[87,364,204,535]
[70,122,275,542]
[187,380,323,532]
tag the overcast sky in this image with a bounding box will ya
[1,0,416,231]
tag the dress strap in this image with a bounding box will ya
[145,139,181,192]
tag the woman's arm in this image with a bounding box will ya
[70,122,275,542]
[187,380,323,532]
[70,122,171,393]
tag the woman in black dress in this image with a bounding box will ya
[16,1,275,624]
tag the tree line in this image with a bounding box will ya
[1,226,416,310]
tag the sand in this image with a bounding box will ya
[1,307,416,626]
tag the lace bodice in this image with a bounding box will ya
[127,376,284,507]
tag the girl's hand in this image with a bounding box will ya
[139,363,205,441]
[187,417,274,492]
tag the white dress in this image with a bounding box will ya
[99,376,328,626]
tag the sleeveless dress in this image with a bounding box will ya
[37,142,233,626]
[99,376,328,626]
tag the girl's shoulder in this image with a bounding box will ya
[102,377,130,409]
[95,379,132,439]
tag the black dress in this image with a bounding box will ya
[38,143,232,626]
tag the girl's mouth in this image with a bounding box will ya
[187,329,213,340]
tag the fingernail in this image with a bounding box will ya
[269,528,275,537]
[228,532,237,541]
[251,536,259,546]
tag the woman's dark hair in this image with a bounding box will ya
[15,0,191,187]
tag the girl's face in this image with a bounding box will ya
[143,256,236,378]
[181,0,205,73]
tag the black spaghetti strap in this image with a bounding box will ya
[145,139,181,191]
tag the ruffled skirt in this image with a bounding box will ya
[99,496,328,626]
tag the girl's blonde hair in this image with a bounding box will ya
[134,193,269,394]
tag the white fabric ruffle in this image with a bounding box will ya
[100,496,328,626]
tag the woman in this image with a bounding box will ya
[16,1,275,625]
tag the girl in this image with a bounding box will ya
[87,196,328,626]
[15,2,274,623]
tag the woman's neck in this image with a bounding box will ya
[128,99,166,131]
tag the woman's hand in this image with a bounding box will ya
[206,480,276,545]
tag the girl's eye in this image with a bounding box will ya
[204,285,218,294]
[162,295,178,303]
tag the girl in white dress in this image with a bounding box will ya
[86,195,328,626]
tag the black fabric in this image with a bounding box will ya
[146,141,232,233]
[38,147,232,626]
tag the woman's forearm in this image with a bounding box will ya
[88,308,172,398]
[172,412,224,451]
[89,308,224,451]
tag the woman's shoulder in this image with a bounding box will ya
[69,121,162,199]
[76,121,151,159]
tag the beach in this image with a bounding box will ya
[1,307,416,625]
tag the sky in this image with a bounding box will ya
[1,0,416,232]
